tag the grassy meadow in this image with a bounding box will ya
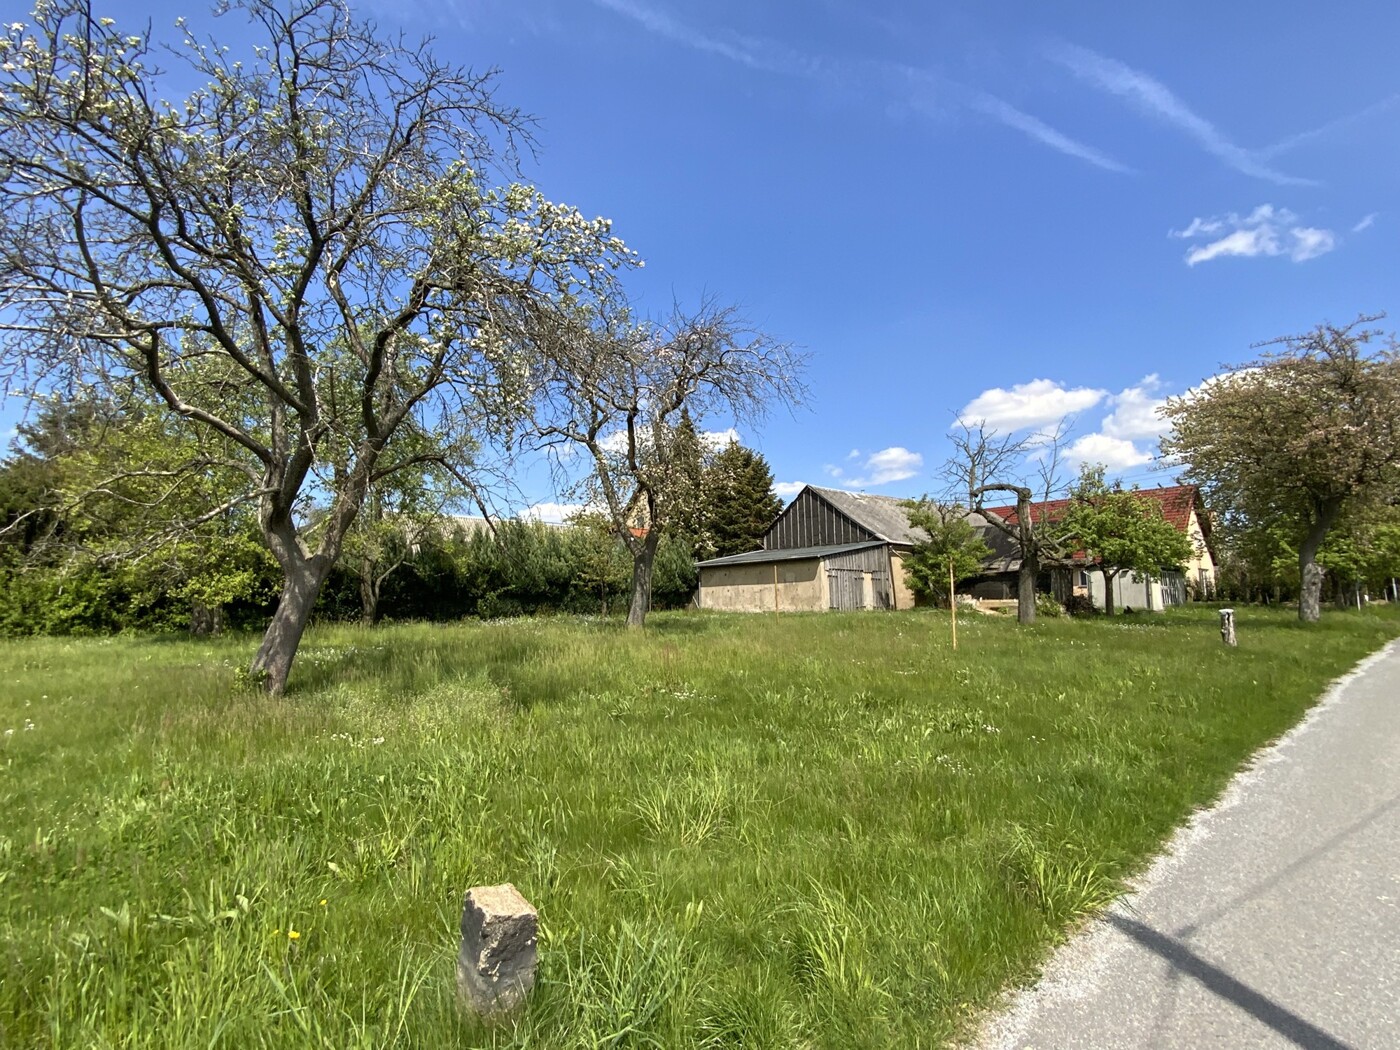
[1,605,1396,1048]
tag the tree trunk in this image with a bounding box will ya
[1298,499,1343,624]
[359,556,380,626]
[627,529,661,628]
[250,552,332,695]
[1017,554,1037,624]
[190,601,223,636]
[1102,569,1117,616]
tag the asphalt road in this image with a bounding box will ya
[976,640,1400,1050]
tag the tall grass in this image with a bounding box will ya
[0,606,1394,1047]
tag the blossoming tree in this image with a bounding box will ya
[0,0,637,692]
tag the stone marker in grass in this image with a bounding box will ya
[1220,608,1237,647]
[458,883,538,1017]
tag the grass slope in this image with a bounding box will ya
[0,606,1395,1048]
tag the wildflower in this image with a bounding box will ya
[288,929,300,940]
[319,899,327,906]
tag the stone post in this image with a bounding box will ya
[1219,608,1237,647]
[458,883,538,1018]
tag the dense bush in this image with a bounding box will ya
[1,517,698,636]
[1063,594,1098,617]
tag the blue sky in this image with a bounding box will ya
[5,0,1398,519]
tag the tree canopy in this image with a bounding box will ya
[0,0,635,690]
[901,500,992,607]
[1161,318,1400,622]
[1063,465,1193,615]
[532,304,803,627]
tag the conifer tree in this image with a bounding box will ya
[704,441,784,558]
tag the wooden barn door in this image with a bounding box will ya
[828,568,865,610]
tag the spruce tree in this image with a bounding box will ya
[704,441,784,557]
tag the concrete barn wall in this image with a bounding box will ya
[888,549,918,610]
[698,559,825,613]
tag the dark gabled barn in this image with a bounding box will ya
[696,485,1006,613]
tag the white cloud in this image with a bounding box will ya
[1101,375,1169,442]
[968,91,1132,174]
[1173,216,1225,239]
[846,448,861,461]
[825,446,924,488]
[521,502,584,524]
[598,430,630,454]
[1047,43,1313,186]
[860,446,923,484]
[702,426,740,450]
[1289,226,1336,262]
[1172,204,1336,266]
[957,379,1107,432]
[773,481,806,500]
[591,5,1127,177]
[1258,94,1400,158]
[591,0,820,77]
[1353,212,1378,233]
[1064,433,1154,471]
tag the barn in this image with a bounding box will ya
[695,482,1215,615]
[696,485,1006,613]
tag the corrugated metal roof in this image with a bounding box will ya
[803,486,931,545]
[696,540,886,568]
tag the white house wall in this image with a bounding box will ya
[1085,569,1191,612]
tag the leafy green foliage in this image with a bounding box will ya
[1162,319,1400,620]
[0,0,636,689]
[1063,466,1193,615]
[901,500,992,607]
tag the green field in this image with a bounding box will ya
[1,606,1395,1048]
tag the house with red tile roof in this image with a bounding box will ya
[980,484,1217,611]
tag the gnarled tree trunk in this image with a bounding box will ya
[249,477,361,695]
[627,528,661,628]
[1017,551,1037,624]
[1298,498,1344,624]
[359,554,382,626]
[250,551,333,695]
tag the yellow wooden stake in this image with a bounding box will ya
[949,557,958,651]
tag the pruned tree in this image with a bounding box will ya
[943,421,1073,623]
[0,0,635,691]
[534,303,804,627]
[1062,465,1192,615]
[900,499,991,607]
[1161,317,1400,622]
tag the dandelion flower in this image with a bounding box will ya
[288,930,300,940]
[319,899,327,906]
